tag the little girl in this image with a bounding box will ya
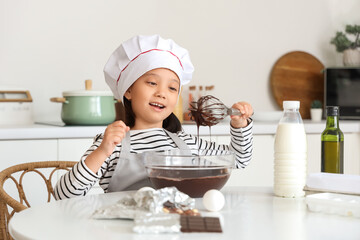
[54,35,253,200]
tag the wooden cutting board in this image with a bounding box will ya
[270,51,324,119]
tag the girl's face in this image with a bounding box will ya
[124,68,180,130]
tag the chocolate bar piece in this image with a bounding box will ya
[162,201,200,216]
[180,215,222,233]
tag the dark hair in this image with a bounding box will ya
[123,98,182,133]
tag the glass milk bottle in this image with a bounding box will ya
[274,101,307,197]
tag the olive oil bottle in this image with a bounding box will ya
[321,106,344,173]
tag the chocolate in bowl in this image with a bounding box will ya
[143,149,235,198]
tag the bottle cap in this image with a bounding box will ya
[326,106,340,116]
[283,101,300,109]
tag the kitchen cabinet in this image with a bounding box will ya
[58,138,104,194]
[225,133,360,188]
[0,138,104,207]
[307,133,360,175]
[226,135,274,187]
[58,138,93,161]
[0,140,58,206]
[344,133,360,174]
[0,139,58,163]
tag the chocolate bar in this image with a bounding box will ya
[180,215,222,233]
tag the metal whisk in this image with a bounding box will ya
[189,95,242,126]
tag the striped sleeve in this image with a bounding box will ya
[229,120,253,168]
[180,120,253,169]
[54,134,106,200]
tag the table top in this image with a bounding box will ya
[9,187,360,240]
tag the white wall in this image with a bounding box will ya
[1,0,360,122]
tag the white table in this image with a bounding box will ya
[9,187,360,240]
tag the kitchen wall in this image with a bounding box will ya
[1,0,360,122]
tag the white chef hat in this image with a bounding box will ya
[104,35,194,100]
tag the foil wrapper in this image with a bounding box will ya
[92,187,195,233]
[134,186,195,213]
[92,195,144,219]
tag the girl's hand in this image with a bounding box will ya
[230,102,253,128]
[98,121,130,157]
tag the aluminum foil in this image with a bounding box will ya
[92,187,195,233]
[134,186,195,213]
[92,195,143,219]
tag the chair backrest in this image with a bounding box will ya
[0,161,76,240]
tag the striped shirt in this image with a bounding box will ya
[54,121,253,200]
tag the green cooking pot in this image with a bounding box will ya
[51,90,116,125]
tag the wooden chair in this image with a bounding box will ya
[0,161,76,240]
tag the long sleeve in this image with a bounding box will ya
[229,120,253,168]
[54,134,109,200]
[54,159,99,200]
[179,120,253,168]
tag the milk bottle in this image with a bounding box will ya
[274,101,307,197]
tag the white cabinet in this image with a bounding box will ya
[307,133,321,174]
[306,133,360,175]
[0,139,58,165]
[58,138,93,161]
[211,135,275,187]
[226,135,275,187]
[0,140,58,206]
[225,132,360,188]
[57,138,104,195]
[0,138,104,206]
[343,133,360,175]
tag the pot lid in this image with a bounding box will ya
[62,90,114,97]
[63,79,114,97]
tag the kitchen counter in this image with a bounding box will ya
[1,120,360,140]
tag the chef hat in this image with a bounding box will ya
[104,35,194,100]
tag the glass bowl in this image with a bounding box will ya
[142,149,235,198]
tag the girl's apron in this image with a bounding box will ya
[107,129,191,192]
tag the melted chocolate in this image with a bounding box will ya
[188,95,228,144]
[148,167,230,198]
[189,95,227,127]
[157,95,231,197]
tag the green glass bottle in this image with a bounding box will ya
[321,106,344,173]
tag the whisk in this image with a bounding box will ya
[189,95,242,126]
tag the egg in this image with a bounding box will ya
[137,187,155,193]
[202,189,225,212]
